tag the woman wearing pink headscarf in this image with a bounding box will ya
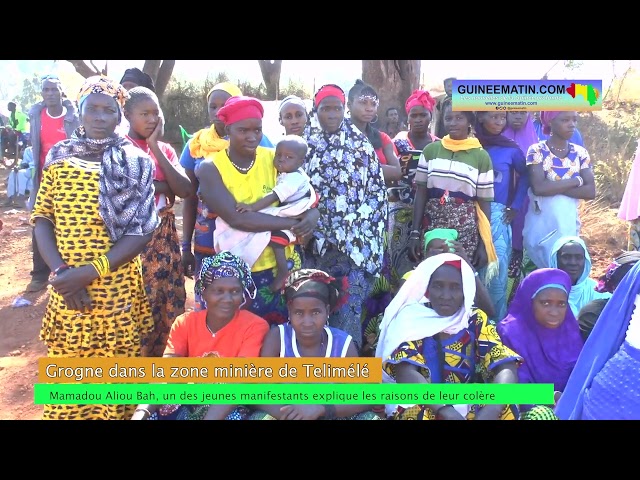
[619,141,640,251]
[387,90,439,284]
[522,111,595,269]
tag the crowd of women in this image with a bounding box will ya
[30,70,640,420]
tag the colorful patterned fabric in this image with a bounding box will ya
[304,117,388,277]
[149,405,253,420]
[486,202,512,321]
[302,244,374,350]
[284,268,349,313]
[526,141,590,181]
[246,246,303,326]
[247,410,383,420]
[45,131,159,243]
[140,208,186,357]
[421,198,479,261]
[32,157,153,420]
[415,140,495,202]
[383,308,521,420]
[520,405,558,420]
[76,75,128,111]
[194,251,256,299]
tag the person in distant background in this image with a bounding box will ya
[4,145,34,206]
[26,74,80,292]
[432,77,456,139]
[381,106,406,139]
[6,101,29,136]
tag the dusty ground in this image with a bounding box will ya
[0,161,630,420]
[0,165,194,420]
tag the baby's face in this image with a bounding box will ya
[274,143,304,173]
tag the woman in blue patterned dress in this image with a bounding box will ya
[302,84,388,351]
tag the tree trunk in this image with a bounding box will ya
[258,60,282,100]
[143,60,175,98]
[362,60,420,128]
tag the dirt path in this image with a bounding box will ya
[0,164,630,420]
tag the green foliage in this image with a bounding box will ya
[159,74,308,152]
[16,74,41,112]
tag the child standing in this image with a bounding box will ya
[124,86,194,357]
[215,135,318,291]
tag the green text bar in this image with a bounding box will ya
[35,383,553,405]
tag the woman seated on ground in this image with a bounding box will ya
[4,145,34,206]
[361,228,496,357]
[250,268,383,420]
[556,260,640,420]
[577,251,640,341]
[549,236,612,316]
[498,268,583,408]
[131,251,269,420]
[376,252,522,420]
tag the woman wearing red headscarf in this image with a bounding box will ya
[197,96,320,326]
[522,110,595,269]
[387,90,439,284]
[302,84,388,352]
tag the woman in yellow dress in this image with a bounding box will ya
[31,76,159,420]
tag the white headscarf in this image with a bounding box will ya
[375,253,477,377]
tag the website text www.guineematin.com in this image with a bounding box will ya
[457,95,565,111]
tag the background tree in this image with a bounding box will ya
[65,60,176,98]
[258,60,282,100]
[16,75,41,113]
[362,60,421,127]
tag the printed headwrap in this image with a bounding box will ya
[194,251,256,299]
[314,84,345,108]
[595,251,640,293]
[284,269,349,313]
[77,75,128,112]
[217,96,264,126]
[405,90,436,114]
[540,111,562,135]
[206,82,242,102]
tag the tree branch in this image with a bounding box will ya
[66,60,101,79]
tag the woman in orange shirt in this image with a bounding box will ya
[132,251,269,420]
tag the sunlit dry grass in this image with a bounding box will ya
[579,198,630,277]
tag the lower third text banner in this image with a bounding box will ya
[34,383,554,405]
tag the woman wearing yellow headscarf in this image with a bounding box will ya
[179,82,274,310]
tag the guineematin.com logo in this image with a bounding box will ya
[452,80,603,112]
